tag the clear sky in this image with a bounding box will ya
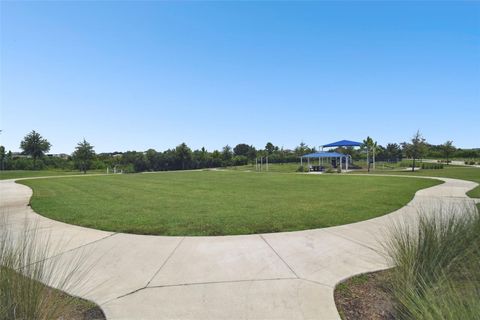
[1,1,479,153]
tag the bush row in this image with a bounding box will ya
[421,163,444,170]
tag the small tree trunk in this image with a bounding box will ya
[367,149,370,173]
[373,149,375,170]
[412,158,416,172]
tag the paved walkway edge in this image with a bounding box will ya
[1,174,478,319]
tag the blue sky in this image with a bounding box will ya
[1,1,479,153]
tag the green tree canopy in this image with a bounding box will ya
[294,142,315,156]
[402,130,427,172]
[20,130,51,169]
[385,143,402,162]
[361,136,378,172]
[72,139,95,173]
[441,140,456,164]
[175,143,192,170]
[0,145,6,170]
[222,145,233,162]
[233,143,256,162]
[265,142,277,155]
[233,144,251,157]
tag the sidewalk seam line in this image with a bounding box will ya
[145,236,186,287]
[322,229,381,253]
[300,278,334,289]
[108,277,302,303]
[259,234,300,279]
[18,232,119,271]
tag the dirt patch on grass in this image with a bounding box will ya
[334,270,396,320]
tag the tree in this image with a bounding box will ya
[371,140,379,170]
[265,142,276,155]
[402,130,427,172]
[385,143,402,162]
[441,141,455,164]
[361,136,375,172]
[20,130,51,169]
[145,148,159,171]
[0,146,5,170]
[221,145,233,165]
[234,144,257,163]
[233,144,251,157]
[175,143,192,170]
[72,139,95,173]
[294,141,313,156]
[246,145,257,162]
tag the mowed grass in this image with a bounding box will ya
[19,171,441,236]
[355,166,480,198]
[0,170,104,180]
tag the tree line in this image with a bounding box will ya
[0,130,478,173]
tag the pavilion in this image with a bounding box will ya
[300,152,351,171]
[300,140,362,172]
[321,140,362,150]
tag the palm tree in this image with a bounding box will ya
[372,140,379,170]
[362,136,374,172]
[20,130,51,169]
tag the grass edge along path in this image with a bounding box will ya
[350,166,480,198]
[0,170,105,180]
[18,171,441,236]
[335,201,480,320]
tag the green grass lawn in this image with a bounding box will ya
[354,166,480,198]
[0,170,104,180]
[230,163,301,173]
[233,163,480,198]
[19,171,440,236]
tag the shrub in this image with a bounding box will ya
[437,159,451,164]
[296,165,306,172]
[384,204,480,319]
[399,160,416,168]
[421,163,444,170]
[0,216,93,319]
[232,155,248,166]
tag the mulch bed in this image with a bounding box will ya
[64,302,106,320]
[334,269,397,320]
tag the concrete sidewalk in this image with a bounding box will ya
[0,176,478,320]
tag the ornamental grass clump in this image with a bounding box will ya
[0,215,91,320]
[384,204,480,320]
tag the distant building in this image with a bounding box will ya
[11,152,30,158]
[46,153,69,159]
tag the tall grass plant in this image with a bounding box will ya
[0,214,92,320]
[384,204,480,319]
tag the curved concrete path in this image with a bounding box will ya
[0,175,478,320]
